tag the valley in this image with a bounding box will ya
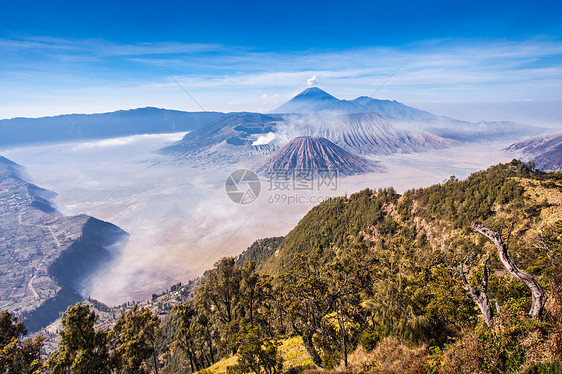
[0,157,127,332]
[0,90,559,373]
[1,135,518,307]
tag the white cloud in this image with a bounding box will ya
[307,74,318,87]
[70,133,187,151]
[1,37,562,118]
[252,132,276,145]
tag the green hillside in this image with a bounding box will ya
[254,160,562,372]
[264,160,555,275]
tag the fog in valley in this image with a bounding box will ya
[1,134,520,305]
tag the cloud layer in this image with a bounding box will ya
[1,36,561,119]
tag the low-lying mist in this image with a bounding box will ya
[1,133,518,305]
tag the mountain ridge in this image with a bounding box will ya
[271,87,440,120]
[507,132,562,171]
[163,88,543,166]
[272,87,367,114]
[0,156,128,331]
[0,107,225,147]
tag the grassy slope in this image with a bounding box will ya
[197,336,316,374]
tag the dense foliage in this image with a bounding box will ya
[236,237,284,268]
[0,310,44,373]
[39,303,160,373]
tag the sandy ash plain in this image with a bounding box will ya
[1,133,519,305]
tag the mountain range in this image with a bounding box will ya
[0,107,224,147]
[163,88,543,173]
[507,133,562,172]
[271,87,439,121]
[0,88,546,177]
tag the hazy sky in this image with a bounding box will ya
[1,0,562,122]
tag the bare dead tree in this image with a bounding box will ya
[459,254,493,326]
[472,222,547,318]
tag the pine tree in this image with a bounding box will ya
[111,305,161,373]
[48,303,113,374]
[0,310,44,374]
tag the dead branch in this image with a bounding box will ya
[459,254,493,326]
[472,222,547,318]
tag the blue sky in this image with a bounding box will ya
[1,0,562,123]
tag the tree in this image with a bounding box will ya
[279,245,370,369]
[459,255,493,326]
[236,325,282,374]
[278,249,331,367]
[472,222,547,318]
[322,246,369,368]
[198,258,241,326]
[173,302,206,373]
[196,258,242,355]
[48,303,113,374]
[0,310,44,374]
[362,272,430,343]
[111,305,161,373]
[195,313,216,366]
[360,236,435,346]
[239,261,260,327]
[238,261,275,335]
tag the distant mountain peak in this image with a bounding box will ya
[293,87,338,101]
[271,88,438,119]
[272,88,356,114]
[354,96,395,103]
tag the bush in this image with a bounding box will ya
[441,300,560,374]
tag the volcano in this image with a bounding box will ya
[257,136,380,176]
